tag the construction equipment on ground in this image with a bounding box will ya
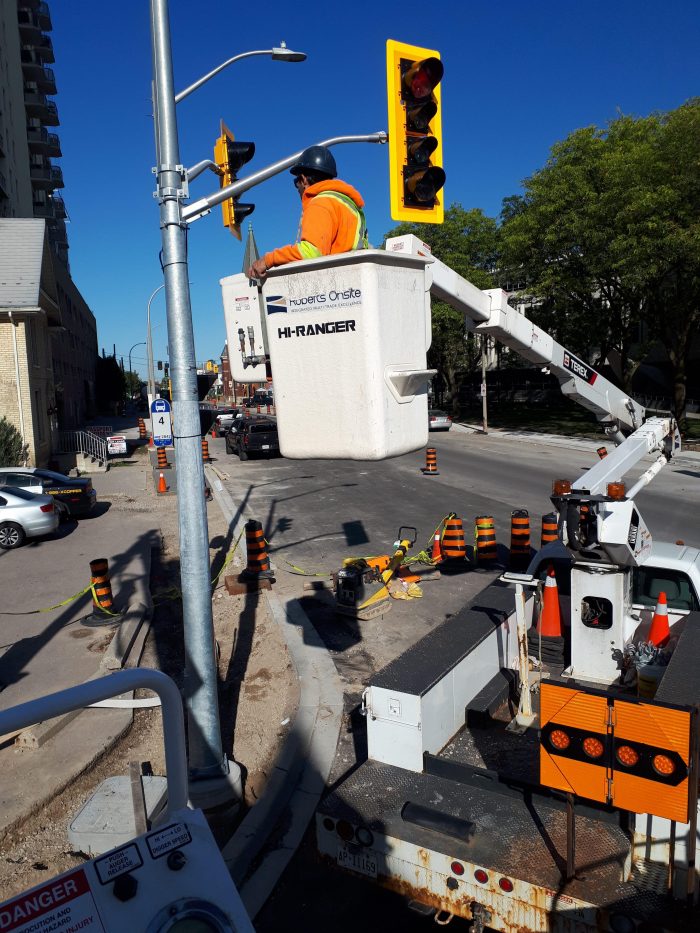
[335,527,417,621]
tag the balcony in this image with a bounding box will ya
[35,67,56,94]
[27,126,62,157]
[48,219,68,244]
[47,132,61,157]
[35,36,55,63]
[52,195,67,219]
[33,199,55,218]
[17,10,41,36]
[50,166,64,188]
[20,48,45,78]
[29,161,54,189]
[37,2,52,31]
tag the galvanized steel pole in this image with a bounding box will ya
[150,0,228,789]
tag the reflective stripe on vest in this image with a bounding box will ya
[313,190,369,250]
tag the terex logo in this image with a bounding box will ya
[266,295,288,314]
[277,321,356,339]
[562,351,598,385]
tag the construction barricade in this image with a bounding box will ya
[474,515,497,564]
[509,509,530,570]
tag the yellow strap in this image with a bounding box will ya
[2,584,93,616]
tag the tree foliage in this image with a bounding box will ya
[500,99,700,423]
[383,205,499,408]
[0,416,27,467]
[95,355,126,410]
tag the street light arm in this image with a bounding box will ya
[181,131,389,223]
[175,46,306,103]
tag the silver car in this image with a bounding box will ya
[0,486,59,549]
[428,409,453,431]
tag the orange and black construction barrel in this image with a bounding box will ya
[510,509,531,569]
[422,448,439,475]
[90,558,114,614]
[138,419,146,439]
[201,438,210,463]
[540,513,559,548]
[242,520,273,579]
[441,515,467,561]
[475,515,497,564]
[156,446,170,470]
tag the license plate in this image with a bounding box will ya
[262,444,270,449]
[337,844,377,878]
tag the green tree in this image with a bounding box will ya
[95,356,125,412]
[124,371,142,399]
[500,99,700,425]
[0,416,27,467]
[384,205,499,408]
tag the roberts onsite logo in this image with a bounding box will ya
[265,295,288,315]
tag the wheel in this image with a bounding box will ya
[0,522,26,549]
[225,440,234,455]
[56,501,70,523]
[238,449,248,461]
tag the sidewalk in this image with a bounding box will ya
[453,420,700,462]
[0,428,156,837]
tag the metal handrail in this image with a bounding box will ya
[57,429,108,463]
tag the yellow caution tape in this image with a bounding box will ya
[1,583,93,616]
[282,559,326,577]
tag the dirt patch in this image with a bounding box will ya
[0,453,298,901]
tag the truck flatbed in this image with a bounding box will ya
[321,758,694,925]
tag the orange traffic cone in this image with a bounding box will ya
[648,591,670,647]
[157,472,168,494]
[537,566,562,637]
[431,531,443,563]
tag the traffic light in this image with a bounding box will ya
[213,119,255,241]
[386,40,445,224]
[157,360,163,371]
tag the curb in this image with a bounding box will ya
[205,464,344,916]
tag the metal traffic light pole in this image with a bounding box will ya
[150,0,234,804]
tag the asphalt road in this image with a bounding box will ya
[210,427,700,929]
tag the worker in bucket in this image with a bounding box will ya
[247,146,368,279]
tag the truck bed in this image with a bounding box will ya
[321,758,694,925]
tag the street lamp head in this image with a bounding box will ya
[271,43,307,62]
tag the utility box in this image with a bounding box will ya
[263,250,434,460]
[220,273,267,384]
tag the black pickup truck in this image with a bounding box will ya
[225,417,278,460]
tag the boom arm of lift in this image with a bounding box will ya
[385,236,681,567]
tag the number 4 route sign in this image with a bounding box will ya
[151,398,173,448]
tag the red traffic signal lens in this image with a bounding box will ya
[405,166,446,204]
[403,57,444,99]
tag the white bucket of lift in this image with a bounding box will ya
[261,250,435,460]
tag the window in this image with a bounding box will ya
[632,567,699,613]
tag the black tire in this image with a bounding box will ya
[238,450,249,461]
[0,522,26,550]
[56,501,70,523]
[225,440,234,455]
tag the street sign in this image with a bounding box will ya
[106,435,128,456]
[151,398,173,448]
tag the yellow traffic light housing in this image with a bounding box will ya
[213,119,256,240]
[386,39,445,224]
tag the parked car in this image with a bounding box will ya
[214,407,240,431]
[225,418,279,460]
[0,487,59,549]
[0,468,97,519]
[428,409,452,431]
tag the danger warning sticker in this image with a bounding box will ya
[0,869,104,932]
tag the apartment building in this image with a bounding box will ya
[0,0,97,465]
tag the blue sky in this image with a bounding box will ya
[50,0,700,378]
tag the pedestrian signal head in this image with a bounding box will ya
[386,39,445,223]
